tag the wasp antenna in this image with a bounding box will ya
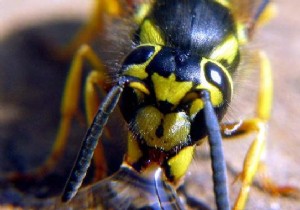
[61,78,126,202]
[201,90,230,210]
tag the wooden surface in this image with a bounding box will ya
[0,0,299,209]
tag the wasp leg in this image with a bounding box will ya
[247,0,277,39]
[58,0,123,59]
[8,45,108,182]
[254,0,277,28]
[222,119,267,210]
[221,52,299,209]
[221,51,271,210]
[44,45,108,180]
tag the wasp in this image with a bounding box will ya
[4,0,298,209]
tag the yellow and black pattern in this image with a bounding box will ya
[119,45,233,182]
[118,0,237,182]
[51,0,284,209]
[4,0,291,209]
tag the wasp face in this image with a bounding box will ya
[119,45,232,145]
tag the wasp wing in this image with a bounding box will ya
[44,166,184,210]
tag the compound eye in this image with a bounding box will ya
[122,45,155,66]
[203,61,232,103]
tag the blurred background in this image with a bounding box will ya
[0,0,299,209]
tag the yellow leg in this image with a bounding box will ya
[223,118,267,210]
[42,45,107,177]
[221,52,272,209]
[58,0,123,59]
[8,45,107,181]
[256,2,277,28]
[222,52,299,209]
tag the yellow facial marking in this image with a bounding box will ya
[126,131,143,165]
[189,99,204,119]
[181,92,204,119]
[124,65,149,80]
[167,145,195,181]
[196,83,223,106]
[209,35,239,64]
[140,19,165,45]
[129,81,150,95]
[152,73,193,107]
[135,106,191,151]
